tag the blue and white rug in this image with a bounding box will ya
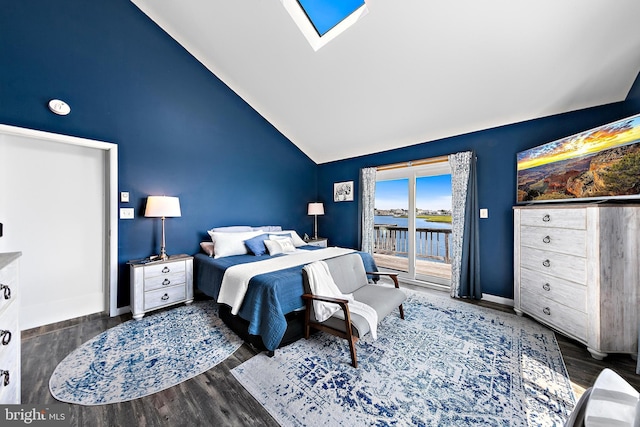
[232,290,575,426]
[50,301,243,405]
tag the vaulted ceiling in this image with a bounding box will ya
[131,0,640,164]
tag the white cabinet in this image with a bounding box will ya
[0,252,21,403]
[129,255,194,320]
[514,204,640,360]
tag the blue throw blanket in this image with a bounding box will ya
[194,247,377,351]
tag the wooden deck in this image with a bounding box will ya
[373,253,452,280]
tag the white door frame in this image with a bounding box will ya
[0,124,122,316]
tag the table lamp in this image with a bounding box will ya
[307,202,324,240]
[145,196,181,260]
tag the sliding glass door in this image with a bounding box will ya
[374,160,452,286]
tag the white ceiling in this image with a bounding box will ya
[131,0,640,164]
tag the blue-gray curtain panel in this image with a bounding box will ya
[448,151,481,299]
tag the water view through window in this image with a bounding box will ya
[375,174,452,284]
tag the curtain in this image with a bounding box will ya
[448,151,481,299]
[360,167,377,254]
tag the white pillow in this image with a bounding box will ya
[252,226,282,232]
[208,230,262,258]
[209,225,253,233]
[264,238,296,255]
[269,230,307,247]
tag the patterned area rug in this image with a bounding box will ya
[50,301,243,405]
[232,290,575,426]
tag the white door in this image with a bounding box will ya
[0,130,111,329]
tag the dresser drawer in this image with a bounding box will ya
[0,302,19,359]
[520,226,587,257]
[144,260,186,278]
[520,208,586,230]
[0,324,19,404]
[144,285,186,311]
[520,268,586,312]
[521,288,587,341]
[144,272,185,292]
[0,262,17,315]
[520,246,586,284]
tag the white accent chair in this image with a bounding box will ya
[564,368,639,427]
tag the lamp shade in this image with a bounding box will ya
[308,202,324,215]
[145,196,181,218]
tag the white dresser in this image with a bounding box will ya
[0,252,21,403]
[514,204,640,360]
[129,255,194,320]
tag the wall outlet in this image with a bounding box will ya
[120,191,130,203]
[120,208,134,219]
[479,208,489,219]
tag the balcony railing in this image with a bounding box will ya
[373,224,452,264]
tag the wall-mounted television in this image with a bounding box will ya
[516,113,640,204]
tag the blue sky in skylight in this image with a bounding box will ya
[297,0,365,36]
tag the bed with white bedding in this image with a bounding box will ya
[194,226,377,351]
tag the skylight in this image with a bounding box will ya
[280,0,368,50]
[297,0,365,36]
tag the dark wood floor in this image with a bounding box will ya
[22,289,640,427]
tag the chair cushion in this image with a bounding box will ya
[319,284,406,338]
[323,253,369,294]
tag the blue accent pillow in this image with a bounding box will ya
[244,234,270,256]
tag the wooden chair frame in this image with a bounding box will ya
[302,271,404,368]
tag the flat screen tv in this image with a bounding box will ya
[516,113,640,204]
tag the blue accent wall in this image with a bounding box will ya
[318,101,640,299]
[627,72,640,106]
[0,0,317,307]
[2,1,639,306]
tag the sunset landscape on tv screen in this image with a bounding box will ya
[517,113,640,203]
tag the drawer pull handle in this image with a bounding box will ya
[0,330,11,346]
[0,370,9,386]
[542,259,551,268]
[542,283,551,291]
[542,214,551,222]
[161,293,169,301]
[162,266,170,273]
[0,285,10,300]
[162,279,171,286]
[542,307,551,316]
[542,236,551,244]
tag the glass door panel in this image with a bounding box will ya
[374,178,409,273]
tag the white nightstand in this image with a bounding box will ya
[305,237,328,248]
[129,254,194,320]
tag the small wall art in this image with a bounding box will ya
[334,181,354,202]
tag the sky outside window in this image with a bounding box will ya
[297,0,365,36]
[376,175,452,211]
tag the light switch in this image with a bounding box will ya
[120,208,134,219]
[479,208,489,219]
[120,192,130,203]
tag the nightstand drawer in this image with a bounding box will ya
[144,260,186,278]
[144,286,186,311]
[143,272,185,292]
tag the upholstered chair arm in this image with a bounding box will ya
[366,271,400,288]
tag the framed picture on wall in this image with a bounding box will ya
[334,181,354,202]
